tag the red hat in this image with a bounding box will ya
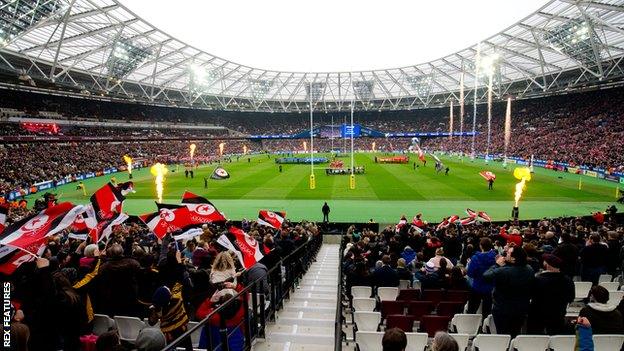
[542,254,562,269]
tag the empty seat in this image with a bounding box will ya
[593,334,624,351]
[386,314,415,332]
[354,311,381,332]
[399,279,411,289]
[422,289,445,306]
[574,281,592,301]
[449,333,470,351]
[599,274,613,283]
[436,301,465,317]
[397,288,420,301]
[419,315,451,337]
[93,314,115,336]
[378,287,399,301]
[446,290,470,304]
[407,301,435,321]
[450,314,482,335]
[353,297,377,312]
[607,290,624,307]
[405,332,428,351]
[510,335,550,351]
[600,281,620,291]
[472,334,511,351]
[381,300,405,319]
[355,331,383,351]
[352,286,373,298]
[113,316,145,343]
[481,314,497,334]
[549,335,575,351]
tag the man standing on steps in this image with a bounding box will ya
[322,202,330,223]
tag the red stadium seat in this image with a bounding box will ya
[381,300,405,319]
[397,288,421,301]
[419,315,451,337]
[422,289,445,306]
[407,301,435,321]
[445,290,470,304]
[436,301,465,317]
[386,314,415,332]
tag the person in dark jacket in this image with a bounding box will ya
[466,238,497,319]
[373,255,400,288]
[396,258,413,283]
[553,232,579,278]
[93,243,141,317]
[579,285,624,334]
[483,245,534,338]
[580,234,609,285]
[527,254,575,335]
[346,261,373,297]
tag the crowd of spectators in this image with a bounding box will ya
[3,197,320,351]
[343,209,624,339]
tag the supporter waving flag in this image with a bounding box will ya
[217,227,264,269]
[460,217,476,226]
[68,204,98,241]
[465,208,478,218]
[90,182,125,221]
[89,212,129,242]
[140,203,202,240]
[257,210,286,229]
[180,191,226,223]
[477,211,492,222]
[0,202,83,254]
[0,242,46,275]
[116,181,136,196]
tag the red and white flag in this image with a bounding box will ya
[0,242,46,275]
[140,203,200,239]
[465,208,478,218]
[0,202,83,254]
[477,211,492,222]
[479,171,497,181]
[90,212,129,242]
[217,227,264,269]
[436,215,459,231]
[460,217,476,226]
[181,192,226,224]
[90,183,124,221]
[257,210,286,229]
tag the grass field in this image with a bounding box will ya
[29,153,621,223]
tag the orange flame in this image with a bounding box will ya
[150,163,168,203]
[123,155,133,174]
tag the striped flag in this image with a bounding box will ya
[217,227,264,268]
[90,183,125,221]
[0,204,8,234]
[257,210,286,229]
[181,192,226,224]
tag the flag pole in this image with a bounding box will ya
[459,70,465,158]
[485,72,492,164]
[350,100,356,189]
[309,82,315,190]
[471,43,481,161]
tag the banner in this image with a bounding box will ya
[585,170,598,178]
[375,156,409,164]
[567,166,580,174]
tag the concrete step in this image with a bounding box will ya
[278,311,336,321]
[284,302,335,313]
[253,341,334,351]
[266,325,334,345]
[297,285,337,293]
[290,292,337,303]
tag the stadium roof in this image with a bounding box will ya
[1,0,624,112]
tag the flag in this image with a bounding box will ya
[0,242,46,275]
[181,192,226,223]
[90,212,129,242]
[217,227,263,269]
[211,167,230,180]
[460,217,476,226]
[0,202,83,253]
[477,211,492,222]
[140,203,199,239]
[436,215,459,231]
[479,171,497,181]
[68,205,98,240]
[465,208,478,218]
[90,183,125,221]
[257,210,286,229]
[0,204,7,234]
[116,181,136,196]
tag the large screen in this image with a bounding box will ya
[340,123,361,138]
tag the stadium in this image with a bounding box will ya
[1,0,624,350]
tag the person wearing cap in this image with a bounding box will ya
[135,327,166,351]
[415,261,443,289]
[148,284,193,351]
[527,254,575,334]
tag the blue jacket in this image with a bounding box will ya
[467,250,497,294]
[401,247,417,265]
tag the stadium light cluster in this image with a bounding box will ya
[249,78,273,101]
[188,64,222,92]
[106,38,152,79]
[353,80,375,101]
[0,0,63,47]
[406,74,434,98]
[543,18,601,68]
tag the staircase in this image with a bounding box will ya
[254,244,339,351]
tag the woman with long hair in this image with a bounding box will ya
[210,251,238,287]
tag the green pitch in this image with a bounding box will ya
[30,153,621,224]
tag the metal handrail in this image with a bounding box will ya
[334,236,345,351]
[161,233,322,351]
